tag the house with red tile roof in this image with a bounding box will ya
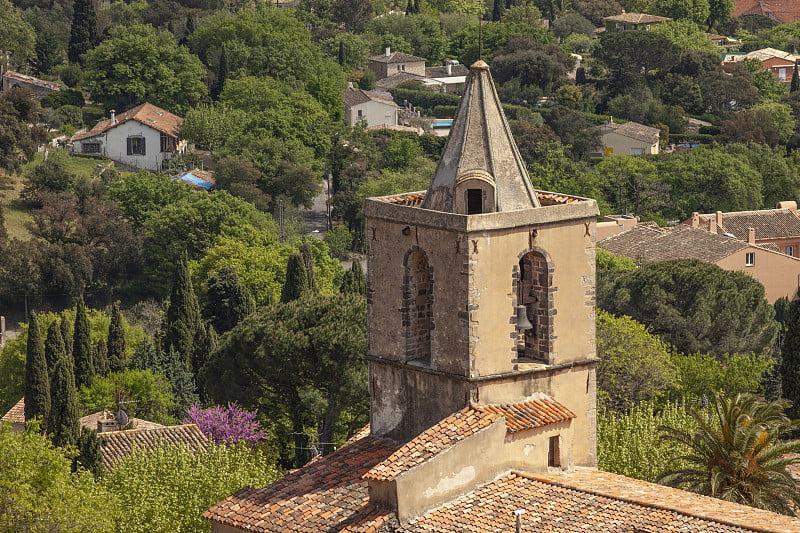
[204,59,800,533]
[99,424,208,470]
[0,397,25,432]
[368,48,427,81]
[71,102,187,171]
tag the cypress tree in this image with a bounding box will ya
[341,260,366,295]
[0,204,7,244]
[68,0,98,63]
[782,296,800,419]
[212,46,228,99]
[74,428,104,477]
[60,315,73,359]
[204,266,255,334]
[792,60,800,93]
[405,0,413,13]
[73,298,94,388]
[44,321,66,380]
[414,0,420,13]
[281,253,308,303]
[301,242,318,294]
[164,254,202,363]
[24,312,50,428]
[107,302,127,372]
[159,346,199,417]
[93,339,109,376]
[48,354,80,448]
[492,0,503,21]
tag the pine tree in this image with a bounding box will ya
[68,0,98,63]
[300,242,318,294]
[73,298,94,388]
[74,428,104,477]
[107,302,127,372]
[60,315,73,359]
[281,253,308,303]
[24,312,50,428]
[159,346,199,417]
[204,266,255,334]
[164,254,202,363]
[44,321,66,380]
[48,354,80,448]
[341,260,366,295]
[792,60,800,93]
[782,297,800,419]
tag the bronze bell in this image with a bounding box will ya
[516,305,533,330]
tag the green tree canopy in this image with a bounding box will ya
[82,23,207,114]
[78,369,176,425]
[0,0,36,64]
[599,259,778,358]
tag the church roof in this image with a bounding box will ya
[204,428,800,532]
[421,60,540,213]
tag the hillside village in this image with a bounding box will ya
[8,0,800,531]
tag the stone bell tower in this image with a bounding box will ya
[364,60,599,468]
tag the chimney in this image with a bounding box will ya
[777,200,798,214]
[715,210,724,229]
[385,47,391,57]
[748,227,756,245]
[447,63,452,75]
[708,218,717,234]
[691,212,699,228]
[110,109,116,124]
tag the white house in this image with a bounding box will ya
[593,121,660,156]
[71,103,186,171]
[344,87,400,128]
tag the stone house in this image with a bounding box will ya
[203,60,800,533]
[344,87,400,128]
[1,70,62,98]
[598,222,800,302]
[71,102,186,172]
[593,121,660,156]
[603,12,671,31]
[368,48,426,81]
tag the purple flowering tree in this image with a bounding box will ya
[184,402,268,446]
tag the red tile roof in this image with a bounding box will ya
[0,397,25,424]
[203,433,401,533]
[365,398,575,481]
[692,208,800,241]
[2,70,62,91]
[474,398,576,432]
[72,102,182,141]
[368,51,427,64]
[603,12,672,23]
[402,470,800,532]
[100,424,208,470]
[734,0,800,23]
[79,410,164,432]
[374,189,586,208]
[364,407,503,481]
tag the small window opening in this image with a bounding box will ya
[787,246,794,257]
[467,189,483,215]
[745,252,755,266]
[548,435,561,467]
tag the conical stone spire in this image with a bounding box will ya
[421,60,541,213]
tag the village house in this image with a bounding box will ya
[203,60,800,533]
[71,102,186,172]
[344,86,400,128]
[1,70,62,98]
[592,121,660,156]
[368,48,427,81]
[598,222,800,302]
[603,12,671,31]
[723,48,800,81]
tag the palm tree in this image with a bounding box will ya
[657,392,800,516]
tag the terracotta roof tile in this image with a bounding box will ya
[474,397,576,432]
[79,410,164,432]
[694,208,800,240]
[374,189,586,208]
[72,102,182,141]
[597,121,661,143]
[598,223,752,263]
[2,70,62,91]
[100,424,208,470]
[0,397,25,424]
[364,407,503,481]
[401,470,800,532]
[203,431,401,532]
[344,88,398,108]
[603,12,672,23]
[368,51,427,64]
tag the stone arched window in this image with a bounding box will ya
[454,170,496,215]
[515,250,552,363]
[402,248,433,365]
